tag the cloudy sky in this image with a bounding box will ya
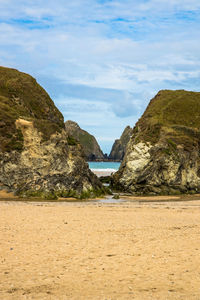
[0,0,200,153]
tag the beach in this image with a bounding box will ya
[91,169,116,177]
[1,195,200,299]
[88,161,120,177]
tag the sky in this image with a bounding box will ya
[0,0,200,153]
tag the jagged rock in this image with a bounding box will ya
[65,120,104,161]
[109,126,132,161]
[0,66,103,196]
[112,90,200,195]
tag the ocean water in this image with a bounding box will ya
[88,161,121,173]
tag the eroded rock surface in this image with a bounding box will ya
[0,67,102,196]
[113,90,200,195]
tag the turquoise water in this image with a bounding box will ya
[88,161,121,172]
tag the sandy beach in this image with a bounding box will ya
[91,170,116,177]
[1,194,200,300]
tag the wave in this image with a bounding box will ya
[91,168,117,172]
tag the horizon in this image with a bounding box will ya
[1,0,200,153]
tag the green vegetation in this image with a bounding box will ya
[133,90,200,150]
[161,148,171,156]
[78,187,108,199]
[99,176,111,184]
[3,128,24,152]
[17,187,110,200]
[120,126,132,144]
[167,138,177,150]
[109,126,132,160]
[67,135,78,146]
[144,90,200,128]
[0,66,64,152]
[65,120,104,160]
[16,190,58,200]
[56,189,78,198]
[79,132,93,147]
[112,194,120,199]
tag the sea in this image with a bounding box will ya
[88,161,121,173]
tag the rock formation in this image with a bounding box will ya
[112,90,200,195]
[0,66,103,197]
[65,120,104,161]
[109,126,132,161]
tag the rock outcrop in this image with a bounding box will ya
[65,120,104,161]
[112,90,200,195]
[0,66,103,197]
[109,126,132,161]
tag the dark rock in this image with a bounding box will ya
[109,126,132,161]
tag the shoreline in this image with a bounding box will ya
[1,189,200,204]
[91,169,116,177]
[87,160,122,162]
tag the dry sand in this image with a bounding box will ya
[1,196,200,299]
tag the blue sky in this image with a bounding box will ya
[0,0,200,153]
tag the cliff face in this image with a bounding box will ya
[65,120,104,161]
[109,126,132,161]
[113,90,200,195]
[0,66,102,196]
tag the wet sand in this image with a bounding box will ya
[0,190,15,199]
[91,170,116,177]
[1,195,200,299]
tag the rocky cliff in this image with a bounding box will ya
[109,126,132,161]
[112,90,200,195]
[65,120,104,161]
[0,66,103,198]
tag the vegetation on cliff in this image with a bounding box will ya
[65,120,104,160]
[113,90,200,195]
[132,90,200,148]
[0,66,104,197]
[0,66,64,152]
[109,126,132,161]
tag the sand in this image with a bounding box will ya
[91,170,116,177]
[1,197,200,299]
[0,190,15,199]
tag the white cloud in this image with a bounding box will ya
[0,0,200,152]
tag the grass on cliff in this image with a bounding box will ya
[74,130,102,157]
[133,90,200,148]
[120,126,132,144]
[65,121,103,158]
[0,66,64,152]
[144,90,200,128]
[67,135,78,146]
[79,132,94,149]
